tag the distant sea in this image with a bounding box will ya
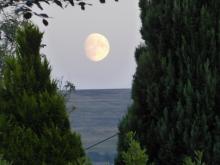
[66,89,132,165]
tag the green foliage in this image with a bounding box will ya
[0,13,24,77]
[70,157,92,165]
[0,23,85,165]
[121,132,149,165]
[116,0,220,164]
[0,14,23,54]
[183,151,206,165]
[0,156,11,165]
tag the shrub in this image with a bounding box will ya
[0,23,85,165]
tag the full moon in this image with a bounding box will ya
[85,33,110,62]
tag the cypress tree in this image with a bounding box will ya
[116,0,220,164]
[0,23,85,165]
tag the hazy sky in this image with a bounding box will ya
[33,1,141,89]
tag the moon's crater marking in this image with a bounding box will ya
[85,33,110,62]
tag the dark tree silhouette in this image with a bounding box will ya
[116,0,220,165]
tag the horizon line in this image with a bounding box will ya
[75,88,131,91]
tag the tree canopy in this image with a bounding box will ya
[116,0,220,164]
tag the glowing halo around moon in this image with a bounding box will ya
[84,33,110,62]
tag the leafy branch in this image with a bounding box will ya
[0,0,119,26]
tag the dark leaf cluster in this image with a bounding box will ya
[0,0,119,26]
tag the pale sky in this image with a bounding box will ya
[33,1,141,89]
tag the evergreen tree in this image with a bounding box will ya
[0,23,85,165]
[116,0,220,164]
[183,151,206,165]
[121,131,150,165]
